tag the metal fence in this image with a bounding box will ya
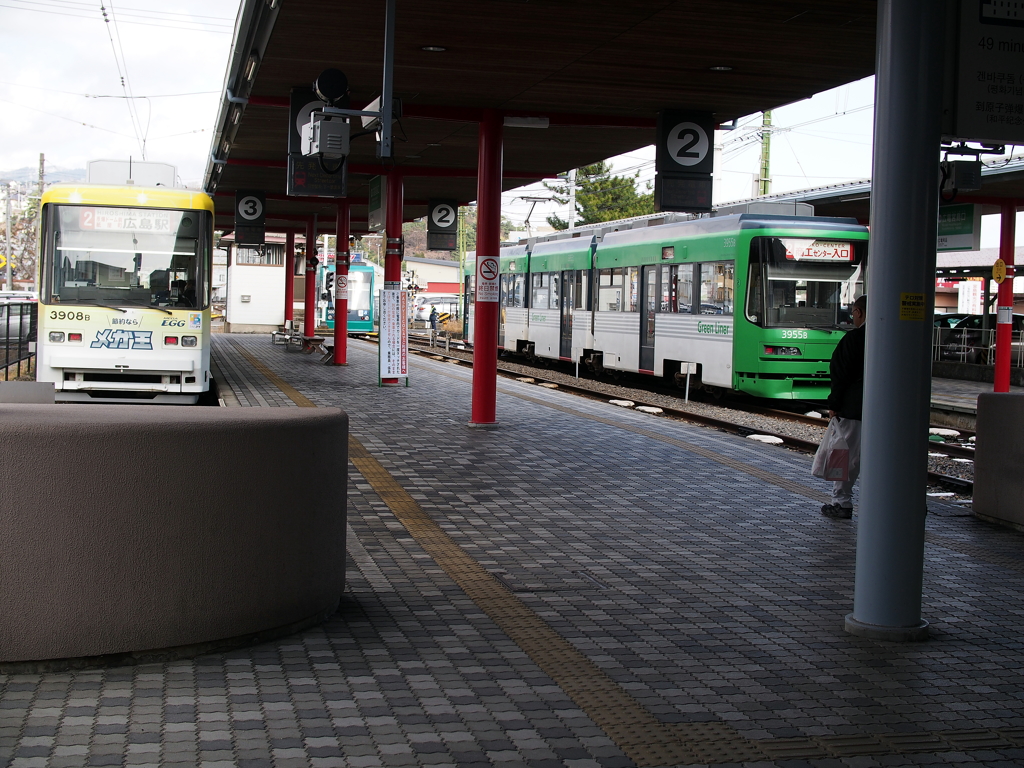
[932,326,1024,367]
[2,302,37,380]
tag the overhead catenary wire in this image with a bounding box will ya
[0,96,137,138]
[12,0,233,22]
[1,1,232,33]
[0,81,219,99]
[98,0,146,158]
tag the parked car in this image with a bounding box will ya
[940,313,1024,364]
[0,301,34,342]
[932,312,972,349]
[412,294,459,322]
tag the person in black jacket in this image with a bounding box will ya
[821,294,866,519]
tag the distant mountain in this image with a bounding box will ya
[0,166,86,185]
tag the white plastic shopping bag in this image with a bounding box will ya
[811,418,850,481]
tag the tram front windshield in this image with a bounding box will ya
[747,236,863,329]
[46,205,208,309]
[348,269,371,321]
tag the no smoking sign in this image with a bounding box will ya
[477,256,499,302]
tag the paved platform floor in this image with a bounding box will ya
[4,334,1024,768]
[930,377,1022,413]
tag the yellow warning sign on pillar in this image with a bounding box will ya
[0,254,7,269]
[993,258,1007,284]
[899,292,926,321]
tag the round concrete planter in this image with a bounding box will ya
[0,404,347,665]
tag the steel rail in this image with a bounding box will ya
[400,340,974,494]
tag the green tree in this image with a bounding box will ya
[544,161,654,230]
[1,189,39,286]
[456,208,515,252]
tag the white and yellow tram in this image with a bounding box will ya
[36,184,215,403]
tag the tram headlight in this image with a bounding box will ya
[48,332,65,343]
[182,336,197,347]
[764,346,801,356]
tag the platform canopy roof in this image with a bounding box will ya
[734,159,1024,223]
[204,0,879,236]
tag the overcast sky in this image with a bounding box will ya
[1,0,238,185]
[2,3,1020,247]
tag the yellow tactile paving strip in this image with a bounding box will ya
[230,339,316,407]
[225,341,1024,765]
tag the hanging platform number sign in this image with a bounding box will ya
[427,199,458,251]
[654,110,714,213]
[234,190,266,245]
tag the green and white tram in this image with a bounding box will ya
[487,212,867,400]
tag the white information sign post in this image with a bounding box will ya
[379,289,409,383]
[476,256,499,303]
[337,274,349,302]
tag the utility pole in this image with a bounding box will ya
[457,206,467,327]
[4,184,11,291]
[567,168,577,230]
[758,111,772,196]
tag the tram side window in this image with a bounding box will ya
[574,269,590,310]
[626,266,639,312]
[700,261,734,315]
[500,274,511,306]
[660,265,676,312]
[514,274,527,307]
[549,273,561,310]
[532,272,550,309]
[598,268,622,311]
[676,264,694,313]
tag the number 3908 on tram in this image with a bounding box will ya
[35,183,215,403]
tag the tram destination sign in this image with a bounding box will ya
[948,0,1024,144]
[654,109,714,213]
[781,239,854,262]
[79,208,172,232]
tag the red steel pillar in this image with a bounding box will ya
[383,171,404,383]
[284,230,295,324]
[334,201,350,365]
[302,217,318,339]
[470,109,502,426]
[384,171,404,286]
[994,202,1016,392]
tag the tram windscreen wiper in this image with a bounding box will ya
[69,299,128,314]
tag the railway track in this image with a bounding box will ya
[398,337,974,494]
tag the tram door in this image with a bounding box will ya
[559,270,574,359]
[640,265,658,372]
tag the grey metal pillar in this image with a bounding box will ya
[846,0,945,642]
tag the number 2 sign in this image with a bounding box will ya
[655,110,715,175]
